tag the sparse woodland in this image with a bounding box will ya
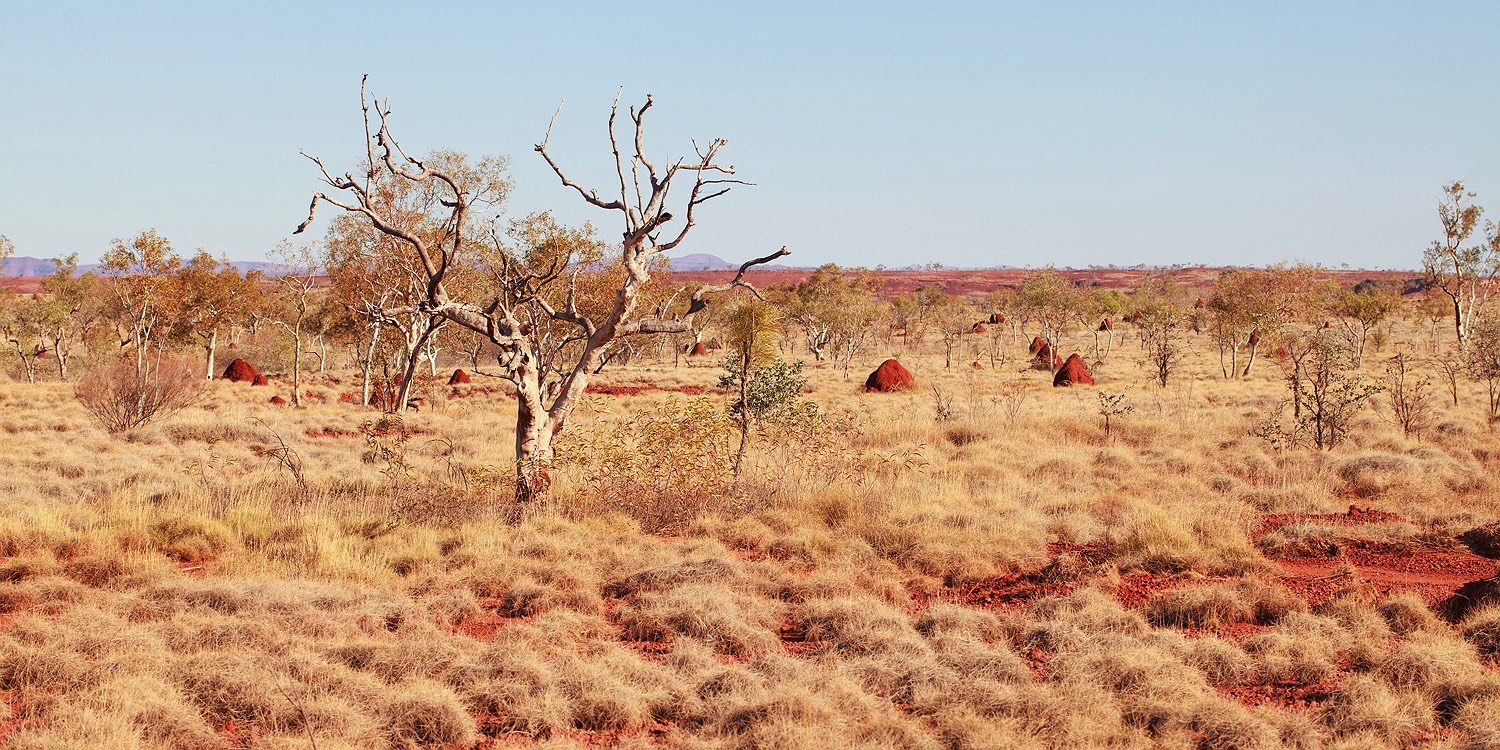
[3,96,1500,748]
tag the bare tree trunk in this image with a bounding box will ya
[734,343,751,477]
[513,391,556,505]
[13,346,36,384]
[393,322,440,412]
[53,337,69,381]
[1242,340,1260,378]
[204,329,218,380]
[361,322,381,407]
[290,328,303,407]
[1452,293,1468,350]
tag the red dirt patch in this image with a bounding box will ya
[584,383,708,397]
[940,573,1077,609]
[1253,506,1494,607]
[1274,550,1495,607]
[778,619,818,657]
[1217,678,1340,710]
[453,598,532,641]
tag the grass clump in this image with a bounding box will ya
[1142,577,1305,628]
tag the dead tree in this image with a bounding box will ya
[296,79,786,504]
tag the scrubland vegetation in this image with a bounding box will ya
[0,85,1498,747]
[0,302,1499,748]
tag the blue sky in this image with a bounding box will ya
[1,1,1496,270]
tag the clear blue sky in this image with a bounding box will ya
[2,1,1496,270]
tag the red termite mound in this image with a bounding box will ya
[269,395,288,405]
[252,375,269,387]
[1248,328,1262,347]
[448,369,472,385]
[864,359,915,392]
[222,358,261,384]
[971,322,987,334]
[988,312,1005,324]
[1029,337,1062,370]
[1053,354,1095,387]
[688,342,709,356]
[1098,319,1113,332]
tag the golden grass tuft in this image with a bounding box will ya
[1142,577,1305,628]
[380,681,479,748]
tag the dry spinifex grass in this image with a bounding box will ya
[0,320,1495,747]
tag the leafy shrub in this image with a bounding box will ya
[570,397,736,532]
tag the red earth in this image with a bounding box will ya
[584,383,708,397]
[900,507,1498,713]
[662,266,1420,300]
[3,266,1418,303]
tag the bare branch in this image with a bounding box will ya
[535,100,626,212]
[689,246,791,307]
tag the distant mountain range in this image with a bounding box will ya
[668,253,738,271]
[3,253,756,277]
[0,257,293,278]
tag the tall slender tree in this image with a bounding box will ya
[1422,182,1500,350]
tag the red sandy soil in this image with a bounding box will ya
[451,597,534,641]
[1255,506,1496,606]
[1,267,1418,302]
[1273,549,1494,607]
[584,383,709,397]
[898,508,1499,715]
[664,267,1419,299]
[445,386,511,400]
[778,620,818,657]
[1216,678,1342,710]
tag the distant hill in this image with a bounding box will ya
[1,257,294,277]
[0,256,63,278]
[668,253,737,271]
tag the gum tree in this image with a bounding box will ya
[172,251,252,380]
[101,230,181,377]
[296,79,786,503]
[1422,182,1500,350]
